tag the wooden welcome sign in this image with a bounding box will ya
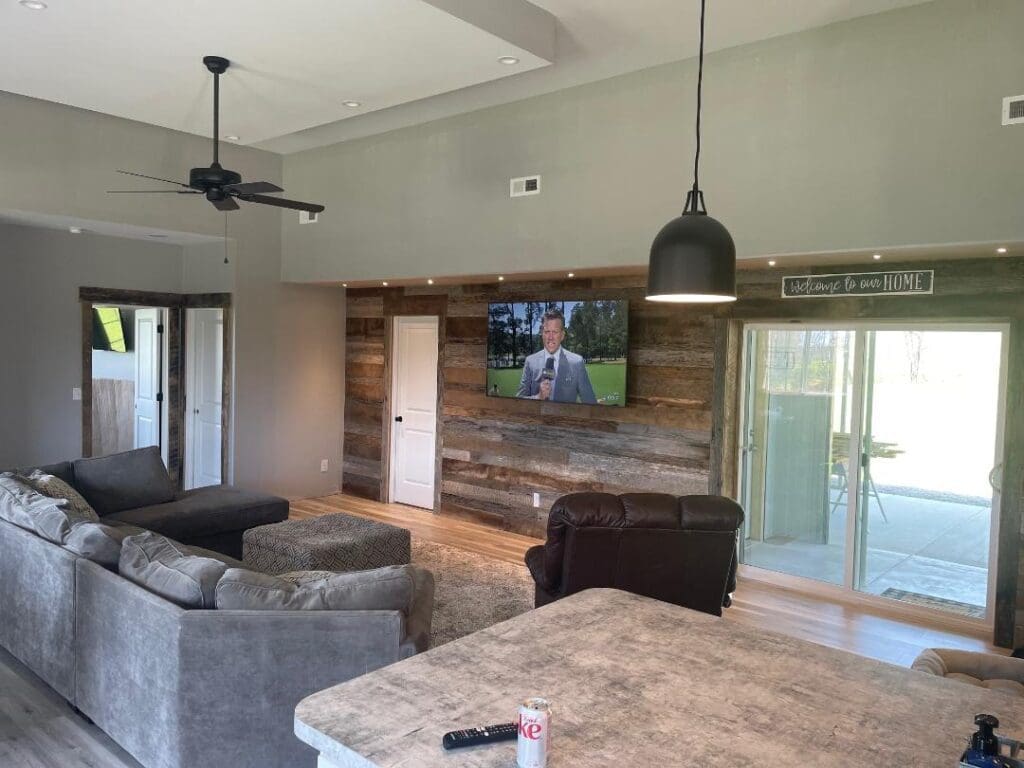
[781,269,934,299]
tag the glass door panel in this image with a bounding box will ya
[854,330,1004,619]
[740,328,857,585]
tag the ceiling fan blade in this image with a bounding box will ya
[210,196,240,211]
[106,189,201,194]
[236,193,325,213]
[116,169,191,188]
[225,181,283,194]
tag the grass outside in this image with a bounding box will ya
[487,361,626,406]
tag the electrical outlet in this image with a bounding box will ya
[532,492,540,508]
[72,387,82,401]
[320,459,329,473]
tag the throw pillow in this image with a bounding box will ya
[26,470,99,522]
[215,564,423,613]
[120,531,228,608]
[0,472,91,543]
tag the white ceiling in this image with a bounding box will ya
[0,0,933,154]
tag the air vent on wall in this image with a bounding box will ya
[1002,95,1024,125]
[510,174,541,197]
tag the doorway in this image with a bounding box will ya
[90,305,169,463]
[184,308,224,489]
[739,323,1008,622]
[388,316,440,509]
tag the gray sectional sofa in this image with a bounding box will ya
[0,449,436,768]
[23,446,290,559]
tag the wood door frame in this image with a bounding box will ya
[712,255,1024,647]
[379,295,447,512]
[80,287,232,489]
[386,316,441,508]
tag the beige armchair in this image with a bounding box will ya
[912,648,1024,697]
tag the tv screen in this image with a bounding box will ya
[486,300,628,406]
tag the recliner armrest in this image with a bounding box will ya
[524,545,549,590]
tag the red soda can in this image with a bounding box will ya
[517,697,550,768]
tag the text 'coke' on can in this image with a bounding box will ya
[517,697,551,768]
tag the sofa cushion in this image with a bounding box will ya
[119,531,228,608]
[26,469,99,522]
[215,564,428,613]
[0,472,94,543]
[63,521,148,569]
[72,447,176,516]
[105,486,288,540]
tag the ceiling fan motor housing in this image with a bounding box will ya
[189,164,242,191]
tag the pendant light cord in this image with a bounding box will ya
[693,0,705,202]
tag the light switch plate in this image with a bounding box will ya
[320,459,329,473]
[72,387,82,401]
[532,492,541,508]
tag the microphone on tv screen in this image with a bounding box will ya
[541,357,555,380]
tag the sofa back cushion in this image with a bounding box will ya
[0,472,94,543]
[25,469,99,522]
[119,531,227,608]
[216,564,423,613]
[64,521,148,569]
[72,447,176,516]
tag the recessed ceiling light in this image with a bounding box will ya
[997,247,1008,254]
[68,226,84,234]
[567,272,575,278]
[382,281,388,287]
[224,134,240,141]
[872,253,882,260]
[342,283,348,288]
[342,101,361,108]
[498,276,504,281]
[427,278,434,285]
[767,260,776,267]
[19,1,47,9]
[498,56,520,65]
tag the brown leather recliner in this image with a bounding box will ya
[524,492,744,616]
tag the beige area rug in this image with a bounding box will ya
[411,540,535,647]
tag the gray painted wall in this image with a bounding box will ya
[0,224,181,467]
[0,92,345,498]
[282,0,1024,282]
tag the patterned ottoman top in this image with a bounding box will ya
[245,513,406,552]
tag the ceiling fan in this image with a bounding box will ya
[108,56,325,214]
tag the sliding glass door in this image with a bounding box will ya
[739,323,1007,621]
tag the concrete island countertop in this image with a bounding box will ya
[295,589,1024,767]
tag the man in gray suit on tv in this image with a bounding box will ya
[516,308,598,404]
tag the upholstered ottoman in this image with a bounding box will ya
[243,513,411,575]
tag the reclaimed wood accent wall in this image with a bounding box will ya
[343,276,718,537]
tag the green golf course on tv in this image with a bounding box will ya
[486,300,628,407]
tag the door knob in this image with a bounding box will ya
[395,416,403,423]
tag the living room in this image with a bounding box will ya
[1,0,1023,766]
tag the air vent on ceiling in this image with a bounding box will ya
[1002,95,1024,125]
[510,174,541,198]
[299,210,319,224]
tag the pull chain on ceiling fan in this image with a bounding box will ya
[107,56,325,215]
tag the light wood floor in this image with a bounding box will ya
[294,493,1003,668]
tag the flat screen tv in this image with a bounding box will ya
[486,300,628,406]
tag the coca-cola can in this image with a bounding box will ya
[516,697,551,768]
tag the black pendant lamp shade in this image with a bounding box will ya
[646,0,736,303]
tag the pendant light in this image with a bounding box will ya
[646,0,736,303]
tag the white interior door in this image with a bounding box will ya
[185,308,223,489]
[390,316,439,509]
[133,308,160,450]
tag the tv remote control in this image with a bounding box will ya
[442,722,518,750]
